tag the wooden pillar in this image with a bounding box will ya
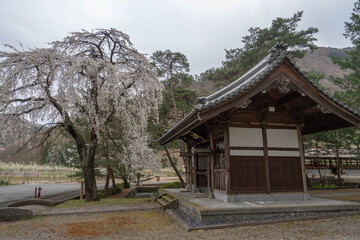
[224,124,231,195]
[207,151,211,198]
[262,125,271,194]
[163,144,186,188]
[297,124,308,193]
[193,146,198,192]
[209,124,215,198]
[186,142,191,191]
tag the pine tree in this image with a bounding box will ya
[204,11,318,86]
[332,0,360,110]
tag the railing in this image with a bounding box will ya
[214,169,226,191]
[305,157,360,169]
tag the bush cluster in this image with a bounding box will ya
[160,181,182,189]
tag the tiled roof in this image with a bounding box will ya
[158,42,360,144]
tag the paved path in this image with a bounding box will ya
[0,183,104,206]
[19,203,161,216]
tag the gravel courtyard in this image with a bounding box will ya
[0,210,359,240]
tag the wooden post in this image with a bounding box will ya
[179,139,188,183]
[186,142,191,191]
[209,124,215,198]
[297,125,308,193]
[80,181,84,200]
[224,124,232,195]
[262,125,271,194]
[193,146,198,192]
[186,143,192,191]
[163,144,186,188]
[207,151,211,198]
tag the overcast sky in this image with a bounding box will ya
[0,0,356,75]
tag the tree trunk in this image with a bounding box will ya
[315,139,324,186]
[335,130,342,187]
[336,146,342,187]
[170,62,178,122]
[110,167,116,187]
[104,166,111,193]
[83,135,99,201]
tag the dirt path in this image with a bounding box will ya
[0,209,359,239]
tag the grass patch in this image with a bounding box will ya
[55,197,153,208]
[312,184,339,189]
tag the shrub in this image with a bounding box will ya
[98,191,107,199]
[0,180,11,186]
[160,181,182,189]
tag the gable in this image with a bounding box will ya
[158,44,360,145]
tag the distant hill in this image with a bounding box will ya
[191,46,352,95]
[295,46,352,91]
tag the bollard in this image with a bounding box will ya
[34,187,37,198]
[80,181,84,200]
[38,186,42,197]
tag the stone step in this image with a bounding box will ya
[156,198,168,206]
[162,195,174,202]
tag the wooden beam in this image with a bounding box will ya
[163,144,185,188]
[294,105,321,117]
[297,125,307,193]
[277,92,301,105]
[196,148,212,153]
[262,125,271,194]
[230,146,299,151]
[224,124,232,195]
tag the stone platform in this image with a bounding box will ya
[161,189,360,223]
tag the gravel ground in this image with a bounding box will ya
[173,208,360,228]
[0,209,360,240]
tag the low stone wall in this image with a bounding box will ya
[0,207,33,221]
[8,199,53,207]
[125,186,159,198]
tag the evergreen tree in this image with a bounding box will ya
[332,0,360,111]
[204,11,318,86]
[151,50,190,122]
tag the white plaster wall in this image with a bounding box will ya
[266,129,298,148]
[268,150,299,157]
[229,127,263,147]
[230,150,264,156]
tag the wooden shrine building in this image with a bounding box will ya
[158,42,360,202]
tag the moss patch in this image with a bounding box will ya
[311,184,339,189]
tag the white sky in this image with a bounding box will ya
[0,0,356,75]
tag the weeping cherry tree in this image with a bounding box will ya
[0,28,163,201]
